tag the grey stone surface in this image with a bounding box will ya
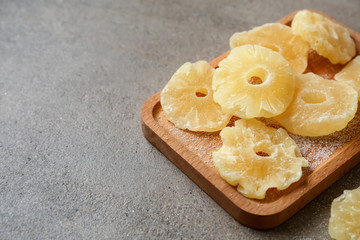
[1,0,360,239]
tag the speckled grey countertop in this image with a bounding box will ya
[1,0,360,239]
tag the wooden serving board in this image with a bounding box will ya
[141,10,360,229]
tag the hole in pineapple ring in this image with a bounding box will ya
[246,67,269,85]
[301,90,327,104]
[248,76,263,85]
[195,88,208,97]
[256,151,270,157]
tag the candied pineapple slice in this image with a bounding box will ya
[213,119,308,199]
[274,73,358,137]
[212,45,295,119]
[292,10,355,64]
[160,61,231,132]
[335,56,360,101]
[230,23,309,74]
[329,187,360,240]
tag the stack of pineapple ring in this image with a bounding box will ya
[160,10,359,202]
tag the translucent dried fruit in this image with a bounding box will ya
[274,73,358,137]
[230,23,309,74]
[212,45,295,119]
[292,10,355,64]
[213,119,308,199]
[335,56,360,101]
[161,61,231,132]
[329,187,360,240]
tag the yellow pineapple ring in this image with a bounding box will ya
[160,61,231,132]
[292,10,356,64]
[230,23,309,74]
[213,45,295,119]
[329,187,360,239]
[274,73,358,137]
[335,56,360,101]
[213,119,308,199]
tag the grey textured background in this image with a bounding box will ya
[1,0,360,239]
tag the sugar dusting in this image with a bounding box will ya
[289,114,360,171]
[261,106,360,170]
[155,105,360,171]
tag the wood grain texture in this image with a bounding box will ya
[141,10,360,229]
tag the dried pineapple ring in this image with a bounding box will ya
[329,187,360,240]
[274,73,358,137]
[161,61,231,132]
[213,119,308,199]
[335,56,360,101]
[230,23,309,74]
[213,45,295,119]
[292,10,355,64]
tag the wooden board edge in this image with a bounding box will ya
[140,90,360,229]
[140,10,360,229]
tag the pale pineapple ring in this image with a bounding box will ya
[213,119,308,199]
[230,23,309,74]
[292,10,356,64]
[274,73,358,137]
[329,187,360,239]
[213,45,295,119]
[160,61,231,132]
[335,56,360,101]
